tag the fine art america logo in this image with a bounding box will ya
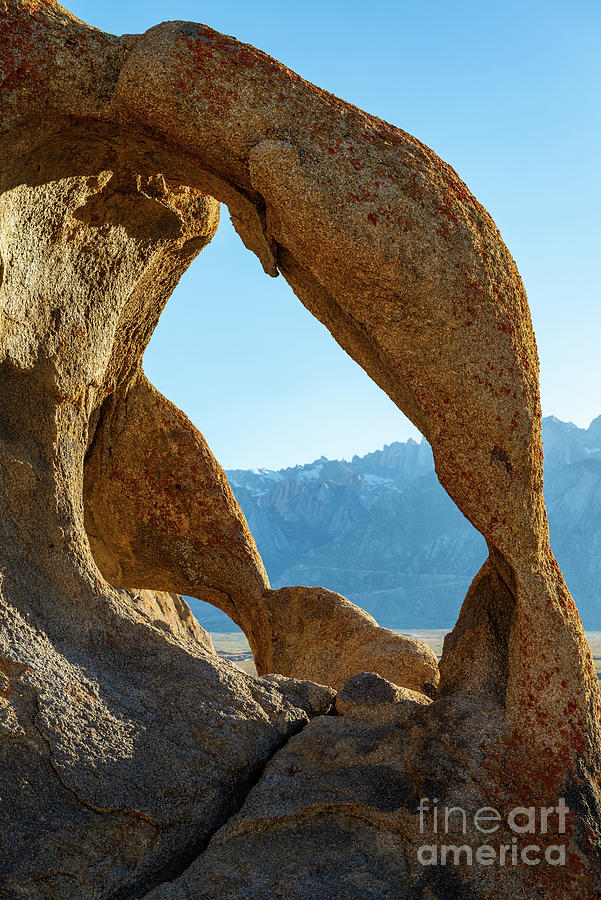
[417,798,568,867]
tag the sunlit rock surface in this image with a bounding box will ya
[0,2,599,896]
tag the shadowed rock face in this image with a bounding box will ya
[0,2,599,898]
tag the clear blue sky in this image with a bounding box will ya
[70,0,600,470]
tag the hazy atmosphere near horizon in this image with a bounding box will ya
[70,0,601,470]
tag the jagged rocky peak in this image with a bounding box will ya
[586,413,601,445]
[542,414,601,465]
[220,416,601,631]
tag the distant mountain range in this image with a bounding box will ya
[188,416,601,631]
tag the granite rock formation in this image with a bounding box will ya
[83,368,273,671]
[0,117,335,897]
[1,1,600,897]
[123,589,217,652]
[262,586,440,696]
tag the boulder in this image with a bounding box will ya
[261,586,439,696]
[335,671,432,724]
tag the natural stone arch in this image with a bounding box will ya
[1,2,600,897]
[82,368,440,694]
[112,15,597,756]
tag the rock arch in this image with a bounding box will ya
[1,2,599,897]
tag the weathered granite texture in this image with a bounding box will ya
[83,368,273,670]
[262,586,440,696]
[121,589,217,652]
[0,1,599,897]
[0,124,335,897]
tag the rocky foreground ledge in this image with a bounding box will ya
[0,2,599,897]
